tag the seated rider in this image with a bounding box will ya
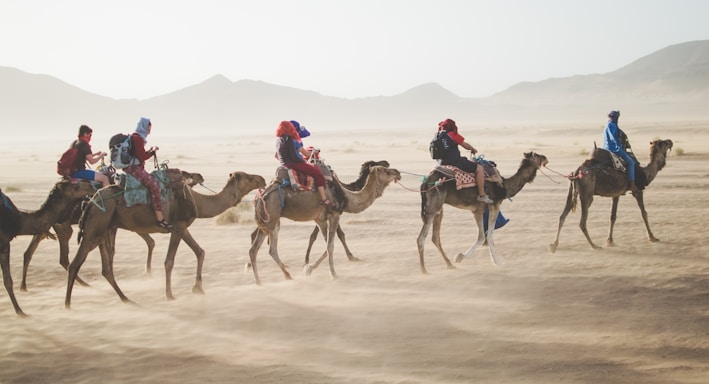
[69,124,110,187]
[436,118,493,204]
[123,117,173,230]
[602,110,637,192]
[275,120,333,207]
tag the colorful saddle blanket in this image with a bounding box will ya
[122,170,177,207]
[277,160,334,192]
[434,162,503,190]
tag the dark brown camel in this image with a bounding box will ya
[65,171,265,308]
[20,171,205,291]
[248,165,401,285]
[417,152,549,274]
[0,180,96,316]
[549,139,673,252]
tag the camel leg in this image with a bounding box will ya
[1,242,27,317]
[455,210,486,263]
[267,224,293,281]
[177,228,206,295]
[248,228,268,285]
[98,241,133,304]
[633,191,660,242]
[336,226,358,262]
[416,214,435,274]
[304,226,319,265]
[484,206,501,265]
[325,216,340,279]
[21,234,43,292]
[140,233,156,276]
[579,195,602,250]
[163,228,186,300]
[606,197,620,246]
[431,211,455,269]
[549,183,574,253]
[66,234,110,309]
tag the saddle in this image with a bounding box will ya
[590,147,626,173]
[119,168,184,207]
[272,160,334,192]
[434,161,503,191]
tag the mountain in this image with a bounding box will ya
[2,40,709,137]
[488,40,709,119]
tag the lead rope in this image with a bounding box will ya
[253,188,271,223]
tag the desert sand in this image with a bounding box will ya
[1,120,708,384]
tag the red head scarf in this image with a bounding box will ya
[438,118,458,133]
[276,120,301,141]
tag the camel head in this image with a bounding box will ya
[649,139,673,171]
[366,166,401,197]
[523,152,549,169]
[181,171,205,187]
[227,171,267,197]
[54,180,97,201]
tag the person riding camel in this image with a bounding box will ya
[275,120,333,207]
[602,110,637,193]
[436,118,493,204]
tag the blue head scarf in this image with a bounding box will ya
[290,120,310,138]
[135,117,151,141]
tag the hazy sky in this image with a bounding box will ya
[2,0,708,100]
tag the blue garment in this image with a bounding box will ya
[71,169,99,182]
[602,121,635,181]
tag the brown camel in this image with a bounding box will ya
[65,171,266,308]
[0,180,96,316]
[251,160,390,264]
[248,165,401,285]
[549,139,673,252]
[417,152,549,274]
[20,171,205,291]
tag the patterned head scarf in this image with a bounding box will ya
[135,117,151,141]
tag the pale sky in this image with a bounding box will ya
[2,0,708,100]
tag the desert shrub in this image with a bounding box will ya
[674,147,684,156]
[215,201,254,225]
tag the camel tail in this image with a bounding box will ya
[570,180,578,213]
[420,182,428,222]
[77,199,93,245]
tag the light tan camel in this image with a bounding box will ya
[549,139,673,252]
[250,160,390,264]
[64,171,266,308]
[0,180,96,317]
[417,152,549,274]
[20,171,205,291]
[248,165,401,285]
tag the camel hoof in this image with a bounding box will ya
[347,256,361,262]
[165,295,176,301]
[303,264,313,276]
[548,243,558,254]
[192,286,205,295]
[592,245,603,250]
[454,253,464,263]
[244,262,253,272]
[649,237,660,243]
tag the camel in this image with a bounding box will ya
[64,171,266,308]
[250,160,389,264]
[549,139,673,253]
[417,152,549,274]
[248,165,401,285]
[20,171,205,291]
[0,180,96,316]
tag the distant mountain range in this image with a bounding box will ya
[2,40,708,136]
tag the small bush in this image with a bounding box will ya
[215,201,254,225]
[3,185,21,193]
[674,147,684,156]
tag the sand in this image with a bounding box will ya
[1,121,708,383]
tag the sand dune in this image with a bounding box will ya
[1,121,708,383]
